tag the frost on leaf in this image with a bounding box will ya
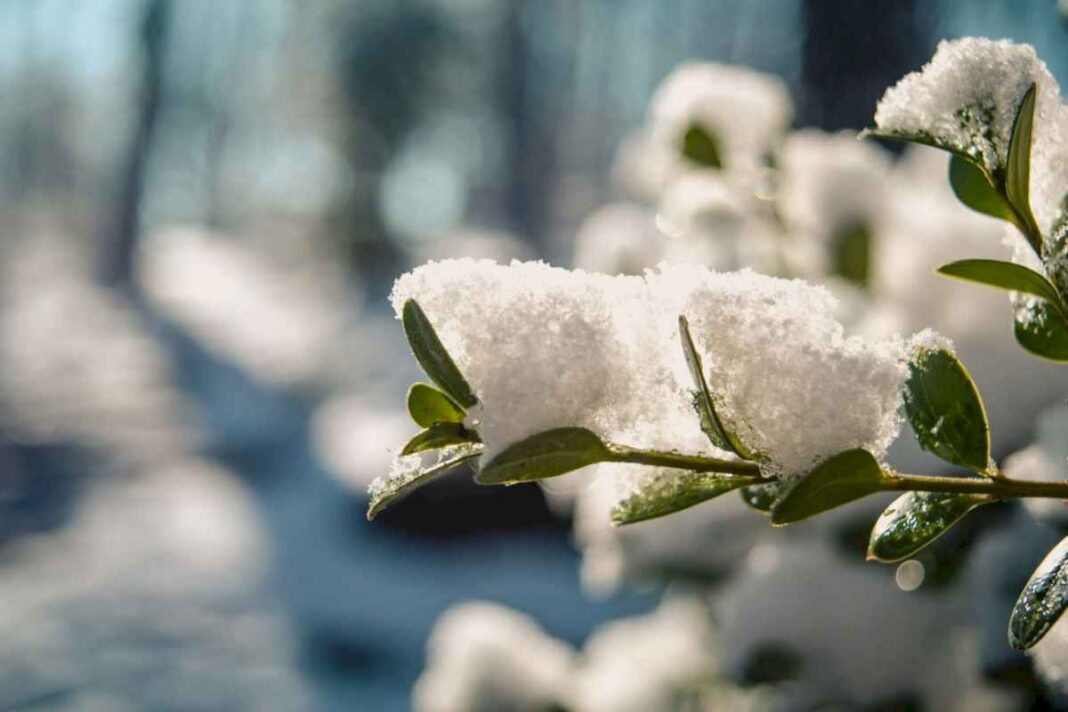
[366,444,482,520]
[611,469,761,525]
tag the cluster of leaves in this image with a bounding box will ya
[865,84,1068,362]
[371,298,1068,651]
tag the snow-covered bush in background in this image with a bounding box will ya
[718,538,1022,711]
[138,226,364,391]
[413,602,575,712]
[612,62,792,201]
[0,234,198,470]
[777,129,893,286]
[414,598,773,712]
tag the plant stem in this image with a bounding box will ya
[887,472,1068,500]
[606,444,1068,500]
[605,445,767,478]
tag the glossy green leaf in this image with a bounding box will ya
[770,449,890,525]
[400,422,480,456]
[678,315,756,460]
[406,383,466,428]
[1005,83,1044,252]
[366,444,481,520]
[937,259,1065,312]
[1015,300,1068,362]
[832,221,872,289]
[611,471,763,525]
[739,481,786,513]
[903,347,991,473]
[476,427,612,484]
[867,491,991,563]
[1009,536,1068,650]
[401,299,478,408]
[948,154,1016,222]
[680,123,722,169]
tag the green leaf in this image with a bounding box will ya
[937,259,1065,313]
[1009,536,1068,650]
[366,444,482,520]
[1015,299,1068,362]
[867,491,991,563]
[680,123,722,169]
[678,315,756,459]
[611,471,763,525]
[1005,83,1044,253]
[476,427,612,484]
[832,221,872,289]
[739,481,787,513]
[948,154,1016,222]
[770,449,889,525]
[406,383,466,428]
[400,422,480,456]
[859,128,964,157]
[903,346,991,473]
[401,300,478,408]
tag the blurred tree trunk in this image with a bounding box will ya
[500,0,542,253]
[800,0,933,131]
[97,0,169,288]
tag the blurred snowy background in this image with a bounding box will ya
[1,0,1067,710]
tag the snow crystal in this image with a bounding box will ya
[646,264,911,475]
[874,38,1068,235]
[390,259,651,458]
[650,62,793,175]
[392,260,916,475]
[908,328,957,356]
[413,601,575,712]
